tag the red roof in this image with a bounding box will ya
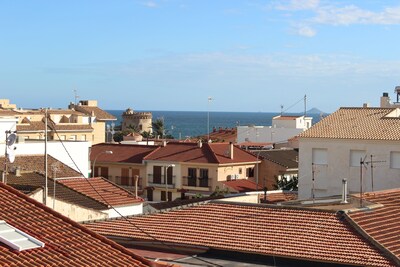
[91,143,158,164]
[144,142,258,164]
[0,182,153,266]
[85,202,395,266]
[58,177,142,207]
[349,189,400,262]
[222,179,259,192]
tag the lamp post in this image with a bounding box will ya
[207,97,212,142]
[92,150,113,178]
[255,150,263,191]
[165,164,175,201]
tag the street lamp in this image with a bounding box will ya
[207,97,212,142]
[92,150,113,178]
[165,164,175,201]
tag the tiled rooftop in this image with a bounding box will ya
[298,107,400,140]
[0,182,153,266]
[17,120,94,132]
[75,106,116,121]
[144,142,258,164]
[91,143,158,164]
[255,149,299,169]
[58,177,142,207]
[85,202,395,266]
[222,179,259,192]
[1,154,82,178]
[349,189,400,262]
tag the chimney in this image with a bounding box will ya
[162,140,167,147]
[15,167,21,177]
[198,140,202,148]
[229,142,234,159]
[363,103,370,108]
[380,92,391,108]
[341,178,348,204]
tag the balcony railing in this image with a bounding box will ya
[115,176,143,189]
[147,174,176,189]
[182,176,212,190]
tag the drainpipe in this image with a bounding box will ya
[134,175,139,199]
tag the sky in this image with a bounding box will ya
[1,0,400,113]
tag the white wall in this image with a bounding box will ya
[298,138,400,199]
[0,118,18,144]
[0,141,90,177]
[237,126,304,143]
[103,203,143,218]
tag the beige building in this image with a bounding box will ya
[0,99,115,145]
[91,142,260,202]
[121,107,152,133]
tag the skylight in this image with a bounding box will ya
[0,221,45,251]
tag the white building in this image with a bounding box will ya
[237,115,312,144]
[298,107,400,199]
[0,118,90,177]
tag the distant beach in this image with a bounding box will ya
[107,110,323,139]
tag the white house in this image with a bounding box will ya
[237,115,312,144]
[0,117,90,177]
[298,107,400,199]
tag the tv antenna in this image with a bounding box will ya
[73,89,79,105]
[359,154,386,207]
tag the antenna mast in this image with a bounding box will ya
[73,89,79,105]
[304,94,307,116]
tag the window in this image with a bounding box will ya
[121,168,130,186]
[188,168,197,186]
[60,135,66,140]
[199,169,209,187]
[153,166,162,184]
[312,148,328,165]
[239,168,242,174]
[246,167,254,178]
[81,135,86,141]
[391,152,400,169]
[70,135,77,141]
[350,150,366,167]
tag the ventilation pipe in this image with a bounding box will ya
[229,142,234,159]
[341,178,348,204]
[134,175,139,199]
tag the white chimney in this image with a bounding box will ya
[229,142,234,159]
[198,140,202,148]
[380,92,391,108]
[341,178,348,204]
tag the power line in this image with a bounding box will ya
[47,118,222,267]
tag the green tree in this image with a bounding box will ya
[152,117,166,139]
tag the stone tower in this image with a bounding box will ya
[121,108,152,133]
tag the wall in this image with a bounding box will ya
[237,126,304,143]
[103,203,143,218]
[298,138,400,199]
[1,140,90,177]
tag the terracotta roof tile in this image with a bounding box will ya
[91,143,158,164]
[299,107,400,140]
[58,177,142,207]
[17,120,93,132]
[75,106,116,121]
[256,149,299,169]
[349,189,400,262]
[222,179,259,192]
[0,182,153,266]
[1,154,81,178]
[85,202,395,266]
[143,142,258,164]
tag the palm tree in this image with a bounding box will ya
[152,117,166,139]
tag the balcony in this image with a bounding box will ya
[182,176,212,190]
[115,176,143,190]
[147,174,176,189]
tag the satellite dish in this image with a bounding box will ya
[6,133,17,146]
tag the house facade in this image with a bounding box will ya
[298,107,400,199]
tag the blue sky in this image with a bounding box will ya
[1,0,400,113]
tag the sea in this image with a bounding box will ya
[106,110,323,140]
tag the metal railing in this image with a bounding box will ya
[182,176,212,189]
[115,176,143,189]
[147,174,176,188]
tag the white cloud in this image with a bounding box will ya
[275,0,320,11]
[297,25,316,37]
[142,1,159,8]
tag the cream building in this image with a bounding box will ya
[121,107,152,133]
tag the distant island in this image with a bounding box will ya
[307,107,326,114]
